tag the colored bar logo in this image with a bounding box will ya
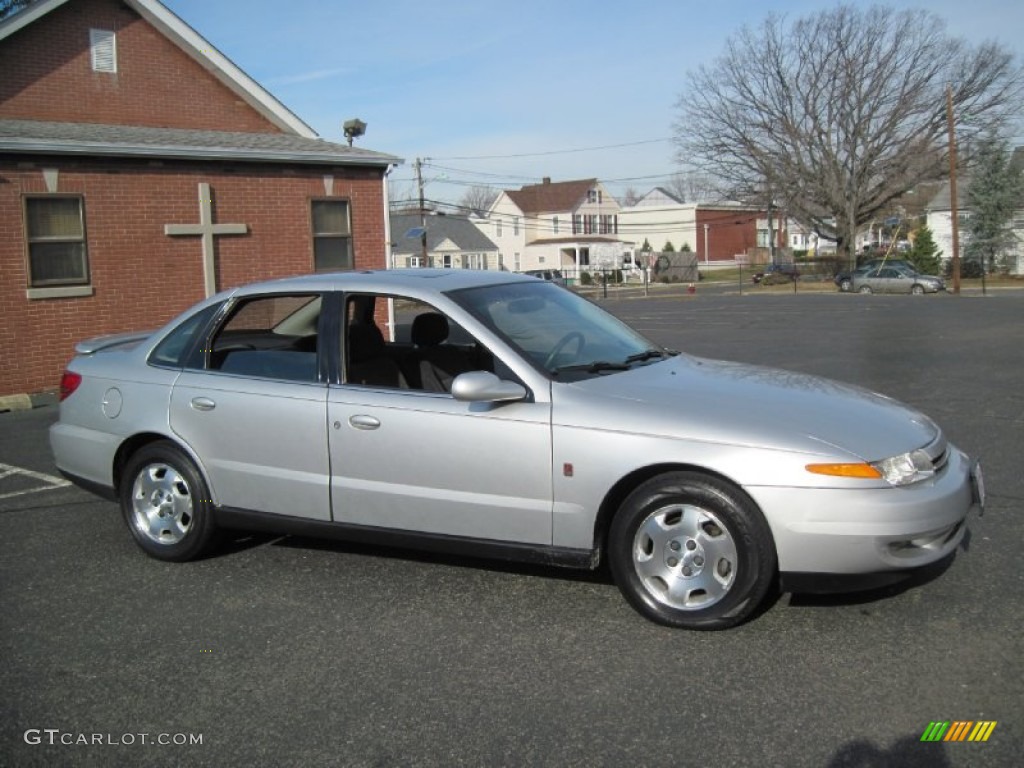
[921,721,997,742]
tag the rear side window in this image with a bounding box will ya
[148,303,221,368]
[204,294,322,382]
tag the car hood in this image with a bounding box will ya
[557,355,938,461]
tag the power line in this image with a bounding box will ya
[432,137,672,161]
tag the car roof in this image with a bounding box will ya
[226,269,533,299]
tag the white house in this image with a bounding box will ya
[926,167,1024,275]
[481,177,628,275]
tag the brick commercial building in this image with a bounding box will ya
[0,0,399,400]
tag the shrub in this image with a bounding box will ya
[580,271,593,286]
[944,259,984,279]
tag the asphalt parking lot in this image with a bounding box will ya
[1,291,1021,767]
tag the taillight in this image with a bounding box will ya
[59,371,82,401]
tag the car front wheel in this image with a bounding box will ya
[120,441,217,561]
[608,472,776,630]
[839,279,852,292]
[911,284,925,295]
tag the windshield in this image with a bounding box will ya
[451,281,666,380]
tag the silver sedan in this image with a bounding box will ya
[50,270,983,629]
[852,266,946,294]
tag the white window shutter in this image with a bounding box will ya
[90,29,116,73]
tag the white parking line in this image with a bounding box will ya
[0,461,71,500]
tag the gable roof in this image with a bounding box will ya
[507,178,597,214]
[640,187,684,205]
[390,213,498,254]
[0,0,316,137]
[0,118,400,166]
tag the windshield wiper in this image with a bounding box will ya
[553,360,631,375]
[624,349,667,364]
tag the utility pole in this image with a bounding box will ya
[415,157,428,267]
[946,85,961,295]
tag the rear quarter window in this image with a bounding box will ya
[148,303,221,368]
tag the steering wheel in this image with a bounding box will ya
[544,331,585,369]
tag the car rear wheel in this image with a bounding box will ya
[120,441,217,561]
[911,284,925,295]
[858,286,873,294]
[839,279,852,292]
[608,472,776,630]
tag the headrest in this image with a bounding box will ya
[411,312,449,347]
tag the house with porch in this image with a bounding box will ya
[0,0,399,400]
[482,177,628,276]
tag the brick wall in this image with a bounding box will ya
[0,0,281,133]
[0,157,387,396]
[696,209,760,261]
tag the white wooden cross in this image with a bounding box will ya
[164,182,248,297]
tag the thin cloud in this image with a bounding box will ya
[265,67,351,86]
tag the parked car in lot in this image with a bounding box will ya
[851,265,945,295]
[835,259,914,292]
[51,270,982,629]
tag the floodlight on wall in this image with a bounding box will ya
[343,118,367,146]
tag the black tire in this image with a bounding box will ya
[858,285,872,294]
[839,279,852,292]
[608,472,776,630]
[119,440,217,561]
[911,284,925,295]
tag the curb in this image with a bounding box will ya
[0,391,59,413]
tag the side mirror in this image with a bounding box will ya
[451,371,527,403]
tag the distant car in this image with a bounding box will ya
[851,266,945,295]
[835,259,914,292]
[524,269,566,285]
[752,263,799,284]
[50,270,981,630]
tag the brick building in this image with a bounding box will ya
[0,0,399,399]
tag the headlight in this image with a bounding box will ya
[871,449,935,486]
[806,448,935,486]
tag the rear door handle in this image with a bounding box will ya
[191,397,216,412]
[348,414,380,430]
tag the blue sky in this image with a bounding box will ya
[162,0,1024,206]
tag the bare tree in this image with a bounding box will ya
[675,5,1024,263]
[459,185,500,217]
[621,186,641,207]
[664,172,720,204]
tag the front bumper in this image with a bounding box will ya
[749,448,979,575]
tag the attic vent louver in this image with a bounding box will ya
[90,29,116,73]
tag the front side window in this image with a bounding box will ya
[453,280,661,381]
[342,294,500,393]
[312,200,352,272]
[25,196,89,287]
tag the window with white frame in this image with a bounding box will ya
[442,254,453,268]
[25,196,90,287]
[311,200,353,271]
[573,214,581,234]
[552,216,559,234]
[89,29,116,73]
[513,216,519,236]
[496,220,502,237]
